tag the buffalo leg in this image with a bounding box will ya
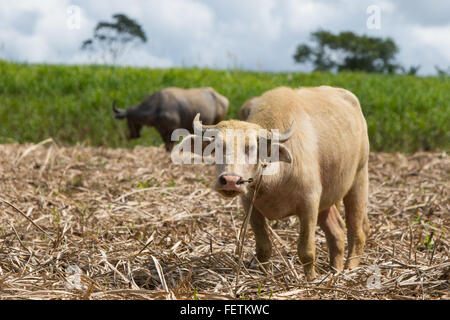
[241,198,272,263]
[343,164,369,269]
[250,208,272,263]
[318,206,345,271]
[164,140,175,152]
[297,200,320,281]
[160,131,175,152]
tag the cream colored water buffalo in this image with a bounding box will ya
[191,86,370,281]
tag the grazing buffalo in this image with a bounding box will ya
[186,86,370,281]
[113,87,229,151]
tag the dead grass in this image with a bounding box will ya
[0,141,448,300]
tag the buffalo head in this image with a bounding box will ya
[177,114,295,198]
[112,100,143,140]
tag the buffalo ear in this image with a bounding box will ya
[271,142,292,163]
[176,134,214,154]
[171,134,213,164]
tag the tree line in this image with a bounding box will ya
[81,13,449,76]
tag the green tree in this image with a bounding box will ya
[293,30,400,73]
[81,13,147,64]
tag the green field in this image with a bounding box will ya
[0,60,448,152]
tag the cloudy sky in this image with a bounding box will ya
[0,0,449,75]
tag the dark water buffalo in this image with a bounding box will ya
[113,87,229,151]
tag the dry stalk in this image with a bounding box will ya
[234,163,267,293]
[0,143,447,300]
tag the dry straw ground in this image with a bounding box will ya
[0,140,448,300]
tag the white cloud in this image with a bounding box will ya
[413,25,450,58]
[409,25,450,72]
[117,48,174,68]
[0,0,449,74]
[284,0,338,31]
